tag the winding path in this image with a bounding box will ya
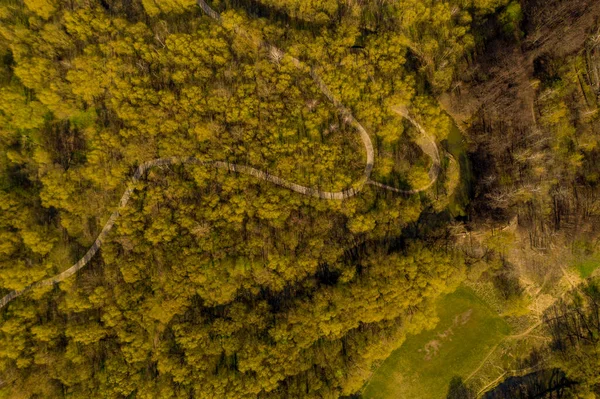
[369,106,441,194]
[0,1,442,310]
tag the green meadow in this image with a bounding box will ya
[363,287,510,399]
[574,256,600,278]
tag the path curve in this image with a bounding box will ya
[0,1,442,310]
[368,106,441,194]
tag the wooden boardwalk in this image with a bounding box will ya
[0,2,442,310]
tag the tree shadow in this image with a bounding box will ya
[446,376,475,399]
[223,0,332,31]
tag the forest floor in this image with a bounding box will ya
[362,286,510,399]
[441,0,600,134]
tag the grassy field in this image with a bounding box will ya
[573,256,600,278]
[362,286,510,399]
[444,117,471,218]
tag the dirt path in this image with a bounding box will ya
[465,319,543,384]
[0,2,443,310]
[465,262,582,395]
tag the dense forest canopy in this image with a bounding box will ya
[0,0,511,396]
[2,0,600,398]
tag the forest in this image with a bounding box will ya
[0,0,599,398]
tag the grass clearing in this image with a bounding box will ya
[444,119,470,218]
[573,256,600,278]
[362,286,510,399]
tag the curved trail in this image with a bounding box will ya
[368,106,441,194]
[0,1,442,310]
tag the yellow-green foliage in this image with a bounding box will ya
[0,0,510,397]
[141,0,196,16]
